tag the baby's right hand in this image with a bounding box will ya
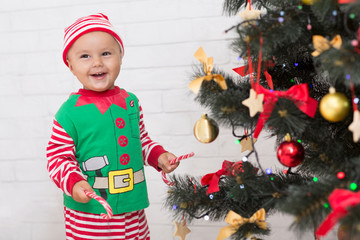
[72,180,94,203]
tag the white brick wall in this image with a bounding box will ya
[0,1,338,239]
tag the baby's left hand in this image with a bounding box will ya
[158,152,179,173]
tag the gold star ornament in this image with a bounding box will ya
[242,89,264,117]
[349,110,360,142]
[240,137,257,152]
[174,220,191,240]
[238,5,262,24]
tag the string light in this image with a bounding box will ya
[324,203,329,208]
[209,194,214,200]
[337,172,345,179]
[240,184,245,189]
[278,17,284,23]
[298,5,303,10]
[354,98,359,104]
[294,63,298,67]
[283,169,288,174]
[297,139,302,143]
[266,168,272,175]
[332,10,337,16]
[236,139,241,144]
[204,215,210,221]
[350,183,357,191]
[352,40,359,47]
[173,205,177,210]
[346,74,351,80]
[313,177,318,182]
[280,11,285,16]
[307,16,312,30]
[349,13,355,19]
[242,156,248,162]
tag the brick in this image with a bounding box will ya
[0,139,38,160]
[19,73,74,95]
[10,8,69,31]
[162,88,200,113]
[0,0,25,12]
[0,75,21,96]
[119,67,190,91]
[0,53,26,74]
[15,160,48,182]
[142,112,194,136]
[0,161,16,182]
[32,223,66,240]
[44,95,72,117]
[22,51,58,75]
[135,90,163,113]
[123,41,232,69]
[0,221,32,240]
[0,31,39,53]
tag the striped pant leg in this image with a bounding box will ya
[64,207,150,240]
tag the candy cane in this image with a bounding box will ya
[84,190,113,220]
[162,152,195,186]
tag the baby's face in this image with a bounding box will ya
[66,31,122,92]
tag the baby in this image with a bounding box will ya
[46,13,179,240]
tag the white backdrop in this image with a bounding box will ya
[0,0,337,239]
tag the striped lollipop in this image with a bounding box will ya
[162,152,195,186]
[84,190,113,220]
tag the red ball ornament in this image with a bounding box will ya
[277,140,305,167]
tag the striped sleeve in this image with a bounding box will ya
[138,101,166,171]
[46,119,85,196]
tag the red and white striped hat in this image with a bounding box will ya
[63,13,124,66]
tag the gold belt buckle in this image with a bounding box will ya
[108,169,134,194]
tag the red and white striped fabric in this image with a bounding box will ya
[63,13,124,66]
[64,207,150,240]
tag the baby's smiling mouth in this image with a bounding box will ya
[91,72,106,77]
[91,72,107,79]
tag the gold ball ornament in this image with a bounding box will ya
[319,87,350,122]
[193,114,219,143]
[301,0,318,5]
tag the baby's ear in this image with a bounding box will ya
[67,58,73,71]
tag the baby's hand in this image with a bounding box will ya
[72,180,94,203]
[158,152,179,173]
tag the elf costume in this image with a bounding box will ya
[47,87,166,239]
[46,13,166,240]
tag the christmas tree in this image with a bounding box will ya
[165,0,360,239]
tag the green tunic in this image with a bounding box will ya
[56,87,149,214]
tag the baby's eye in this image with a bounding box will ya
[80,54,90,59]
[102,52,111,56]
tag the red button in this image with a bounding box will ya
[116,118,125,129]
[120,153,130,165]
[118,135,128,147]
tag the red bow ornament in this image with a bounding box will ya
[233,61,274,89]
[338,0,357,3]
[253,84,318,138]
[316,189,360,238]
[201,161,238,195]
